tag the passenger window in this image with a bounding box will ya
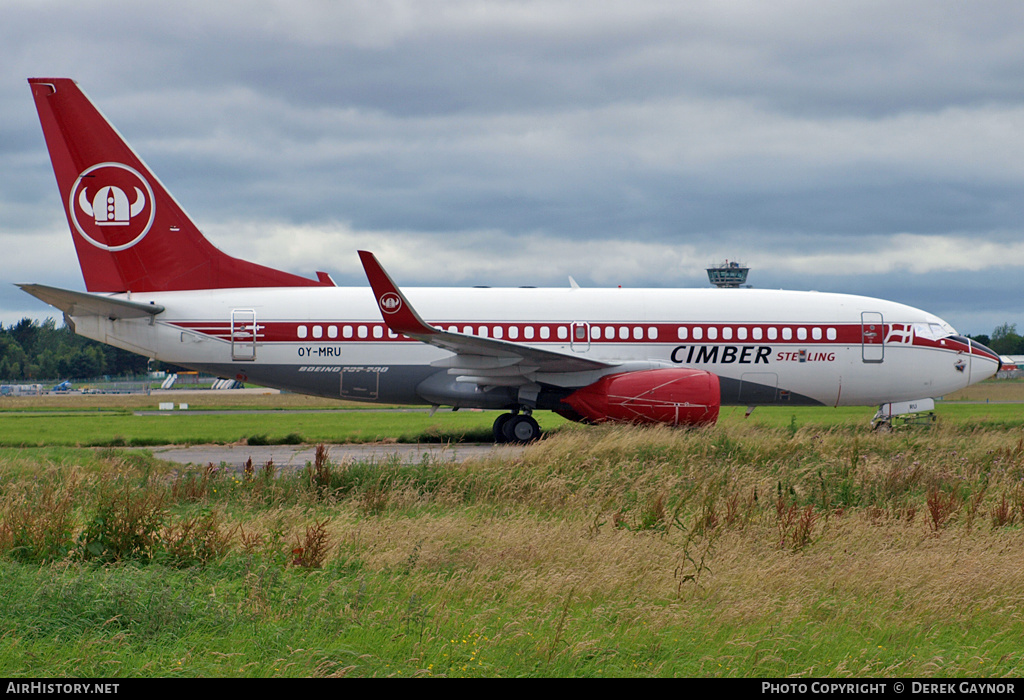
[297,325,308,339]
[540,326,551,339]
[678,327,688,340]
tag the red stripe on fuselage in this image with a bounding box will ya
[167,321,946,346]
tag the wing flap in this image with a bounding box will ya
[431,355,523,370]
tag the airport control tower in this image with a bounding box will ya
[706,260,749,288]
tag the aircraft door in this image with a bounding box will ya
[570,322,591,352]
[231,309,257,361]
[861,312,884,363]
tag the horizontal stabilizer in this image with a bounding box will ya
[17,284,164,319]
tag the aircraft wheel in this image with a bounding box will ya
[502,414,541,444]
[492,413,514,443]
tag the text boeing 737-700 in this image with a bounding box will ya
[20,78,1001,442]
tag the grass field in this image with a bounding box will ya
[0,383,1022,677]
[0,383,1022,447]
[6,402,1024,447]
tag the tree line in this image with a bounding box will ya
[0,318,150,382]
[967,323,1024,357]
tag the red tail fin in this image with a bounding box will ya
[29,78,328,293]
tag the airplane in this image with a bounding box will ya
[20,78,1002,443]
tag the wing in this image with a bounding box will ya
[357,251,617,393]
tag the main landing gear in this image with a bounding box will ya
[492,411,541,444]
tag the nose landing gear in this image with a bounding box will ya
[492,411,541,444]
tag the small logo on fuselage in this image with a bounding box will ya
[69,162,155,251]
[379,292,402,314]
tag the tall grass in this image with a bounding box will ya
[2,420,1024,676]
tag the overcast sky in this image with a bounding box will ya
[3,0,1024,335]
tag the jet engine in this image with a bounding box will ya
[560,368,720,427]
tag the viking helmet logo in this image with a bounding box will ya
[379,292,402,314]
[78,185,146,226]
[69,162,155,251]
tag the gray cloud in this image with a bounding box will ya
[2,0,1024,337]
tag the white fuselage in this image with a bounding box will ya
[70,285,998,410]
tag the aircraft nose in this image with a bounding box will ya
[967,337,1002,376]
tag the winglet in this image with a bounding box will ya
[358,251,437,337]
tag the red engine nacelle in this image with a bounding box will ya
[561,368,720,427]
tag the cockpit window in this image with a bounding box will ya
[913,322,956,340]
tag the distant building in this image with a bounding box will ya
[997,355,1024,378]
[0,384,44,396]
[707,260,749,288]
